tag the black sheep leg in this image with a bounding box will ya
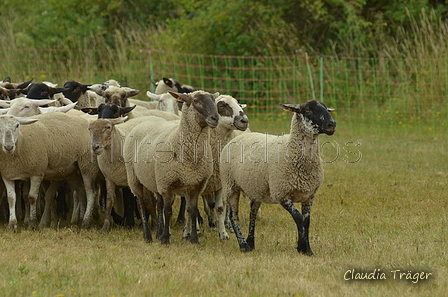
[228,192,251,252]
[280,197,313,256]
[246,200,261,250]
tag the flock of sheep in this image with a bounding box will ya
[0,76,336,255]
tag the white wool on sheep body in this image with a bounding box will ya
[124,92,217,244]
[128,98,157,110]
[126,105,180,120]
[124,112,213,197]
[0,112,100,229]
[220,112,324,205]
[203,95,248,194]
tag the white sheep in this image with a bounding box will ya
[145,91,181,115]
[89,110,181,234]
[0,112,101,230]
[0,98,77,117]
[176,94,249,238]
[220,99,336,255]
[123,91,219,244]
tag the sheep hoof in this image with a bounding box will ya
[81,221,91,229]
[240,242,253,252]
[190,237,200,245]
[160,236,170,245]
[101,225,110,234]
[7,221,18,231]
[297,248,313,256]
[219,232,230,240]
[28,220,38,230]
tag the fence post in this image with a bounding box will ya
[305,52,316,100]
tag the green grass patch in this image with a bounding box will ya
[0,125,446,296]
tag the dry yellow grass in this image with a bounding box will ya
[0,127,446,297]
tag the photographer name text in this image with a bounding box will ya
[344,269,432,284]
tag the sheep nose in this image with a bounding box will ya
[3,144,14,153]
[91,144,101,154]
[328,121,336,129]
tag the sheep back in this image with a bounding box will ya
[220,130,324,204]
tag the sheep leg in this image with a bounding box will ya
[203,194,217,230]
[101,178,116,233]
[27,175,44,230]
[280,197,313,256]
[160,192,173,245]
[155,193,164,238]
[187,189,201,244]
[122,188,136,228]
[215,189,230,240]
[135,186,152,243]
[3,178,18,230]
[143,188,157,231]
[176,196,186,224]
[301,197,314,255]
[39,180,62,228]
[246,200,262,250]
[80,174,96,229]
[228,191,251,252]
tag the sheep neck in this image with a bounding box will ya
[100,127,124,164]
[288,113,320,161]
[173,105,212,163]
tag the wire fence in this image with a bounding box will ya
[1,48,446,138]
[144,49,448,138]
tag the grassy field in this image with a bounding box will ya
[0,124,446,297]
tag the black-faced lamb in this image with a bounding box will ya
[123,91,219,244]
[220,99,336,255]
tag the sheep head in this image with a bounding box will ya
[215,95,249,131]
[88,117,127,155]
[7,98,56,117]
[281,100,336,135]
[25,82,69,99]
[62,80,91,102]
[0,115,38,154]
[169,90,219,128]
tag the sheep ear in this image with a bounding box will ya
[212,92,220,99]
[0,108,9,114]
[32,99,56,107]
[280,104,301,113]
[58,102,77,113]
[239,104,247,109]
[81,107,99,115]
[169,91,189,103]
[146,91,160,101]
[2,77,11,83]
[16,78,33,89]
[110,116,128,125]
[124,87,139,97]
[18,118,38,125]
[0,100,11,108]
[120,105,136,115]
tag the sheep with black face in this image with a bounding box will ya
[220,99,336,255]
